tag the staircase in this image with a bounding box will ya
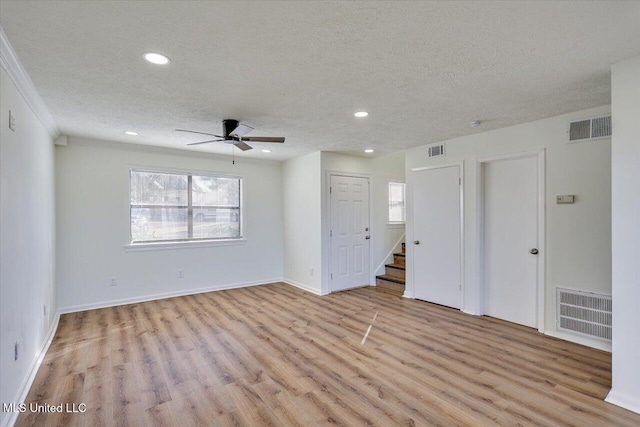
[375,243,405,296]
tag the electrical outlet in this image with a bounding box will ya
[178,270,184,279]
[309,268,314,276]
[109,277,117,286]
[9,110,16,131]
[14,341,19,361]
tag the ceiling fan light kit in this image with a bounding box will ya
[177,119,285,152]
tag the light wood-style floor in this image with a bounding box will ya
[17,283,640,426]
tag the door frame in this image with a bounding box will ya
[477,149,545,332]
[410,161,465,310]
[326,171,372,293]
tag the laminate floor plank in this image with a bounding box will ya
[15,282,640,426]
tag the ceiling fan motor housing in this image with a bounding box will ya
[222,119,239,138]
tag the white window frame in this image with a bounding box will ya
[124,167,246,251]
[387,179,406,226]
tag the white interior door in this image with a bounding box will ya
[330,175,370,292]
[483,156,539,328]
[413,165,462,309]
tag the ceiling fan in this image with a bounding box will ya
[176,119,285,151]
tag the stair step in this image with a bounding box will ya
[385,263,406,279]
[393,252,405,266]
[376,274,405,285]
[376,275,405,296]
[394,252,405,258]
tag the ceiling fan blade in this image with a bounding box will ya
[234,141,253,151]
[242,136,285,143]
[187,139,224,146]
[230,124,254,138]
[176,129,224,138]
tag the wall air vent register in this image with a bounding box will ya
[568,115,611,143]
[427,143,445,158]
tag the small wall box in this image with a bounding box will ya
[556,195,575,204]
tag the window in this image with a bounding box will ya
[129,170,242,244]
[388,181,406,224]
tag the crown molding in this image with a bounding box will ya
[0,26,59,139]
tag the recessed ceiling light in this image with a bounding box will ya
[354,111,369,118]
[124,131,138,136]
[144,52,170,65]
[470,120,481,127]
[365,149,374,153]
[261,149,271,153]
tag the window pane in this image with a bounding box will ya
[389,182,406,222]
[130,171,187,206]
[192,176,240,207]
[131,207,188,242]
[192,175,241,239]
[193,207,240,239]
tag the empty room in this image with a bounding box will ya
[1,1,640,426]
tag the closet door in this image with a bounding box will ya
[412,165,462,309]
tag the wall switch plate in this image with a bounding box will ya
[556,195,575,204]
[178,270,184,279]
[309,268,314,276]
[9,110,16,131]
[109,277,117,286]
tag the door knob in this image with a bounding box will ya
[365,236,370,240]
[530,248,539,255]
[414,240,420,245]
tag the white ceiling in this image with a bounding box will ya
[1,1,639,160]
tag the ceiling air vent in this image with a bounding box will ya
[427,143,445,158]
[568,115,611,143]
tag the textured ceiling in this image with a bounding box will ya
[1,1,639,160]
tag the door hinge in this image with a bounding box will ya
[330,230,332,237]
[459,178,461,185]
[331,273,333,280]
[330,186,332,193]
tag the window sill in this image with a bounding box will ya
[124,238,247,252]
[387,222,406,229]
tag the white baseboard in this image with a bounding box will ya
[2,311,60,427]
[403,291,414,299]
[544,329,611,352]
[59,278,282,314]
[461,309,479,316]
[606,389,640,415]
[282,278,328,296]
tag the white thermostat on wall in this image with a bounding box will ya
[556,195,575,204]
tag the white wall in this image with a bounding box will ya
[0,67,57,426]
[282,152,323,293]
[405,105,612,350]
[56,137,283,311]
[321,151,405,294]
[607,55,640,414]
